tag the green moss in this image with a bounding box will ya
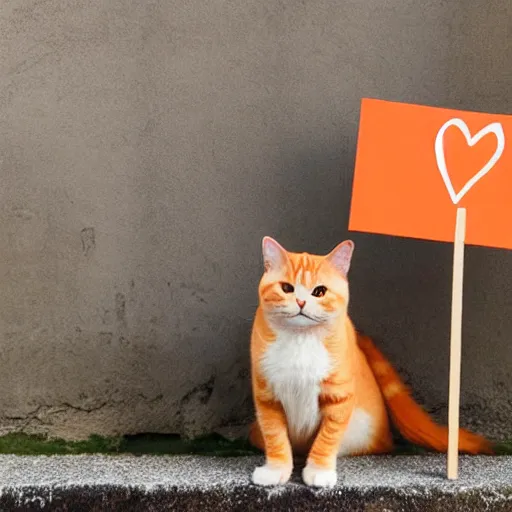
[120,433,259,457]
[0,432,510,457]
[493,440,512,456]
[0,432,259,457]
[0,433,123,455]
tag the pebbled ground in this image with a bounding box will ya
[1,454,512,511]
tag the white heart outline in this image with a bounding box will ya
[435,118,505,205]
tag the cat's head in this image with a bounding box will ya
[258,236,354,329]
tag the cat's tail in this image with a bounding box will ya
[357,332,493,454]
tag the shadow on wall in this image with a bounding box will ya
[128,136,358,438]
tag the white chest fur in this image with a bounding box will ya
[261,331,332,442]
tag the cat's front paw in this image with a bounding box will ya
[252,463,292,486]
[302,463,337,488]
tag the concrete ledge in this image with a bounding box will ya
[1,454,511,511]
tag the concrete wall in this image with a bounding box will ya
[1,0,511,440]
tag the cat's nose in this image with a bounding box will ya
[296,299,306,308]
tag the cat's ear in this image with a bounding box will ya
[262,236,288,272]
[325,240,354,275]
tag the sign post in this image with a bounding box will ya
[349,98,511,479]
[447,207,466,479]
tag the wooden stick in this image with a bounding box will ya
[447,207,466,480]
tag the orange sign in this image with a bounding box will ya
[349,99,512,249]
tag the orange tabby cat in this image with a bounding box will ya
[249,236,492,487]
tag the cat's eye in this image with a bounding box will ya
[312,286,327,298]
[281,282,294,293]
